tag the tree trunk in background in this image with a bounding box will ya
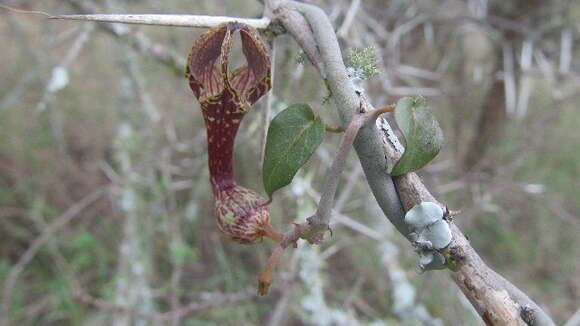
[111,49,158,326]
[462,0,546,170]
[462,66,506,170]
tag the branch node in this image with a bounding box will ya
[443,245,465,271]
[443,205,462,222]
[265,19,286,36]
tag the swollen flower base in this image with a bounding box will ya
[215,186,280,244]
[186,22,281,244]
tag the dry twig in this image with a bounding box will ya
[0,188,105,326]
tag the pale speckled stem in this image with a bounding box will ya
[287,1,409,237]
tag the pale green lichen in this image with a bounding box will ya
[405,202,452,272]
[347,46,380,80]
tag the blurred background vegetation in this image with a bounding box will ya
[0,0,578,325]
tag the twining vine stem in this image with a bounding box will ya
[258,106,393,295]
[311,106,394,228]
[266,1,555,325]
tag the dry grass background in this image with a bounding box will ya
[0,0,578,325]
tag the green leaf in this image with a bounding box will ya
[263,104,324,198]
[391,96,443,176]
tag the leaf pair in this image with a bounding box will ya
[262,96,444,199]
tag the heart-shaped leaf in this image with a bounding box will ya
[391,96,443,176]
[263,104,324,198]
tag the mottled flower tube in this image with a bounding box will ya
[186,23,280,244]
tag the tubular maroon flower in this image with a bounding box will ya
[186,23,281,244]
